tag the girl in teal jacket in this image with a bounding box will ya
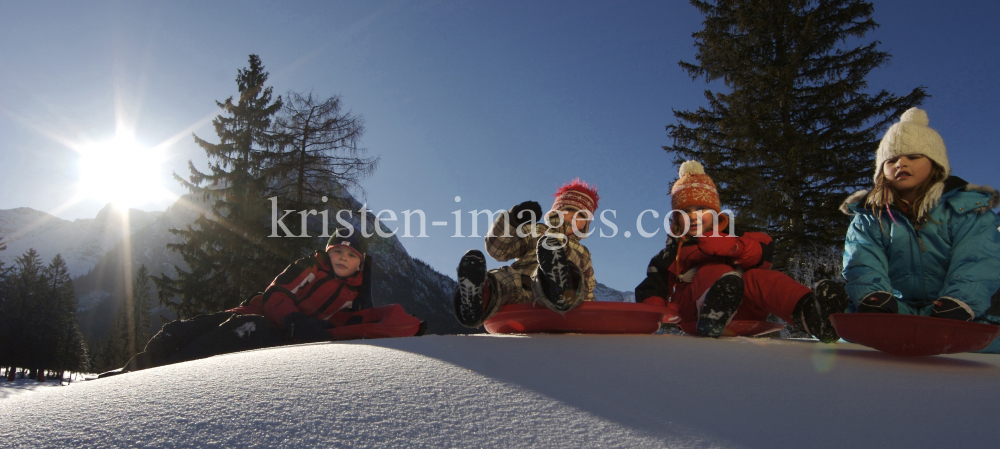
[840,108,1000,352]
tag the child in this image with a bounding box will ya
[635,161,849,341]
[454,179,600,328]
[107,227,423,375]
[840,108,1000,351]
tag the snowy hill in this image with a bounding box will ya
[0,204,161,276]
[2,335,998,448]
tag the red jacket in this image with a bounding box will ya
[230,251,370,326]
[635,231,774,303]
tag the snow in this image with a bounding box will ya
[0,375,81,401]
[3,334,999,448]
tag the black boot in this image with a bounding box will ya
[536,234,581,312]
[696,273,744,338]
[794,280,849,343]
[455,249,489,327]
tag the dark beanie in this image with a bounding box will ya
[325,226,366,258]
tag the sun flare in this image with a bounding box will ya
[75,131,170,209]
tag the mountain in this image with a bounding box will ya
[0,204,161,276]
[593,282,635,302]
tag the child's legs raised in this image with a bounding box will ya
[741,269,812,324]
[490,266,535,305]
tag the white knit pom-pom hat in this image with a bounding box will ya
[875,107,950,184]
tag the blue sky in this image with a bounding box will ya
[1,0,998,291]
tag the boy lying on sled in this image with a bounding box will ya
[102,227,424,376]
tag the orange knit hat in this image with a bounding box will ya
[670,161,720,213]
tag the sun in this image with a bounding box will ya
[75,131,170,209]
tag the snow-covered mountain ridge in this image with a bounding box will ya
[0,204,161,276]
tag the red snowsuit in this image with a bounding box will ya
[229,252,422,340]
[635,231,810,325]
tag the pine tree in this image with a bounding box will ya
[0,257,11,373]
[665,0,927,263]
[1,250,47,373]
[273,91,376,205]
[45,255,89,375]
[131,265,153,351]
[102,265,154,371]
[267,91,377,254]
[154,55,289,316]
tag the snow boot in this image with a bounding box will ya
[696,272,744,338]
[793,280,850,343]
[535,234,583,312]
[455,249,494,327]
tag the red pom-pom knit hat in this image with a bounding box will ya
[552,178,599,214]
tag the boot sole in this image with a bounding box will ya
[536,235,575,312]
[455,250,488,327]
[696,273,744,338]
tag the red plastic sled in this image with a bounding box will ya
[326,304,424,341]
[678,320,785,338]
[830,313,1000,357]
[483,302,673,334]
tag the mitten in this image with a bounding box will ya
[857,291,898,314]
[930,297,974,321]
[281,312,332,343]
[695,234,741,257]
[510,201,544,226]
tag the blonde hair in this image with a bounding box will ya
[866,160,946,229]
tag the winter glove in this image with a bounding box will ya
[510,201,544,226]
[695,232,769,269]
[930,297,974,321]
[281,312,332,343]
[857,291,898,314]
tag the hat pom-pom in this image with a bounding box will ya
[678,160,705,177]
[900,107,929,126]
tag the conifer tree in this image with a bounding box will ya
[45,255,89,375]
[155,55,289,316]
[273,91,375,204]
[0,258,10,373]
[131,265,153,350]
[268,91,376,253]
[1,250,47,373]
[102,265,153,371]
[665,0,927,263]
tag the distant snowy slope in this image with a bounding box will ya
[3,335,998,448]
[0,204,161,276]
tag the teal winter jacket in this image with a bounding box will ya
[841,177,1000,351]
